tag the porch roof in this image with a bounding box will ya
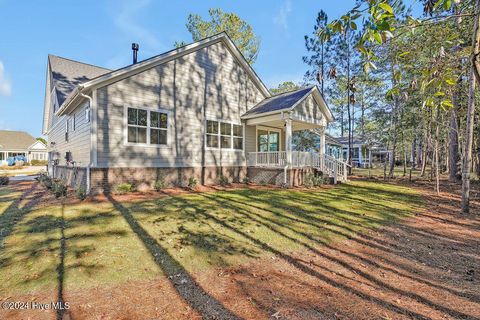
[242,86,313,117]
[241,85,334,122]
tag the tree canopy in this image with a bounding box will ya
[177,8,260,64]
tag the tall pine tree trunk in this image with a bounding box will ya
[462,0,480,214]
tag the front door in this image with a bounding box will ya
[257,128,280,152]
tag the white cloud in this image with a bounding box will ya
[273,0,292,31]
[0,61,12,96]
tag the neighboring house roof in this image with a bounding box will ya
[325,133,341,146]
[335,136,368,146]
[48,55,111,106]
[0,130,43,151]
[49,32,271,121]
[241,85,334,122]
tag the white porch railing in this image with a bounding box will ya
[248,151,349,183]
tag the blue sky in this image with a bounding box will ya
[0,0,359,137]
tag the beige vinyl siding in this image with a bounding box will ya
[96,41,265,168]
[47,101,91,166]
[293,95,325,125]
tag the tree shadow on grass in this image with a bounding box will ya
[169,195,433,320]
[198,193,477,319]
[105,193,242,320]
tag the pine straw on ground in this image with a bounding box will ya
[0,179,479,320]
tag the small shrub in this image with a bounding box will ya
[304,174,328,188]
[154,178,166,191]
[0,175,9,185]
[115,183,135,194]
[304,174,315,188]
[219,175,229,186]
[37,172,53,189]
[259,180,267,186]
[75,185,87,200]
[52,181,67,198]
[187,177,198,190]
[31,160,48,166]
[242,176,250,184]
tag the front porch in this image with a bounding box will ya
[240,85,348,185]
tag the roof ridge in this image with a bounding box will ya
[48,54,111,71]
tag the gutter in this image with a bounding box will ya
[80,92,93,195]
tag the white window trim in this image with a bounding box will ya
[123,105,172,148]
[205,119,245,151]
[255,125,282,152]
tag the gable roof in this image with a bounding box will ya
[242,86,313,117]
[0,130,38,151]
[241,85,334,122]
[335,136,367,145]
[51,32,271,118]
[48,55,111,106]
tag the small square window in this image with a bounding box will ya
[220,123,231,135]
[206,120,218,134]
[221,136,231,149]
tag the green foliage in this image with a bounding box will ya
[219,175,229,186]
[188,177,198,190]
[0,175,9,185]
[154,178,166,191]
[293,130,318,152]
[37,172,53,189]
[242,176,250,184]
[115,183,135,195]
[52,181,67,198]
[259,180,267,186]
[36,137,47,145]
[75,185,87,200]
[270,81,299,95]
[30,160,48,166]
[304,174,328,188]
[180,8,260,64]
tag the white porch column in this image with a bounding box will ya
[285,118,292,166]
[318,126,326,158]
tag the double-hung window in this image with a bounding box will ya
[127,107,168,145]
[206,120,243,150]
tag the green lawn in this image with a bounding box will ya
[0,180,421,296]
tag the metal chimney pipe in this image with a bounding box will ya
[132,43,139,64]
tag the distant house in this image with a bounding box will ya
[0,130,47,165]
[43,33,348,193]
[334,136,390,168]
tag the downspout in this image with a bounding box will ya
[80,92,93,194]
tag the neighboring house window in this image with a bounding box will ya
[206,120,243,150]
[0,152,4,161]
[127,107,168,145]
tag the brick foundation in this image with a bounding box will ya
[89,166,247,193]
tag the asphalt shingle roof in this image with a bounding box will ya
[49,55,111,106]
[242,86,314,117]
[0,130,38,150]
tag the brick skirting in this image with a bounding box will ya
[89,166,247,193]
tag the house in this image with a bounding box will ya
[334,136,390,168]
[0,130,48,165]
[312,131,342,159]
[43,33,347,193]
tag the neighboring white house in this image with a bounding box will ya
[43,33,348,192]
[0,130,48,165]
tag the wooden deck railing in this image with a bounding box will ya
[247,151,349,182]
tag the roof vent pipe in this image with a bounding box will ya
[132,43,139,64]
